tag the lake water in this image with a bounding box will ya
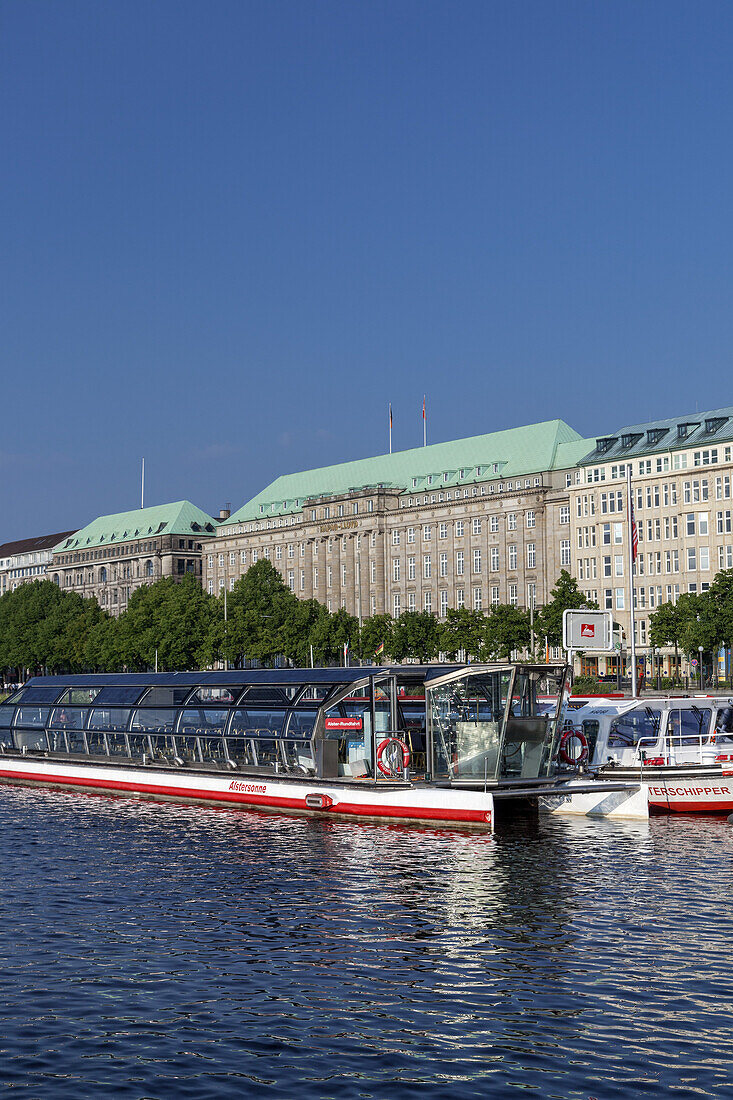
[0,786,732,1098]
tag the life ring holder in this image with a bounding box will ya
[559,727,589,767]
[376,737,411,778]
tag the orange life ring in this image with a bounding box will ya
[559,727,588,767]
[376,737,411,777]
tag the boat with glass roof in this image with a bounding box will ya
[0,663,647,828]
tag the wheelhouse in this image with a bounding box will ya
[0,663,569,786]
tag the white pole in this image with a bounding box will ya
[423,395,427,447]
[626,465,638,698]
[141,457,145,509]
[310,644,314,668]
[224,587,227,621]
[389,404,392,454]
[154,647,158,673]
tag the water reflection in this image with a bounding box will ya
[0,786,732,1098]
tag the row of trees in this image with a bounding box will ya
[648,569,733,672]
[0,563,592,677]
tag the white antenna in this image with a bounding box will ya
[141,458,145,509]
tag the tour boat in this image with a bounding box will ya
[0,663,646,830]
[562,696,733,813]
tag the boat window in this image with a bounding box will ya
[429,670,512,781]
[93,687,146,706]
[187,686,241,705]
[89,707,132,731]
[299,686,330,704]
[580,719,601,762]
[668,708,711,743]
[240,686,298,704]
[57,687,100,705]
[138,687,191,707]
[14,706,50,728]
[284,709,318,738]
[608,708,661,747]
[12,686,63,704]
[179,708,230,735]
[49,707,88,730]
[130,708,177,733]
[0,705,14,746]
[230,707,287,736]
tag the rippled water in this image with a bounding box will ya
[0,788,732,1098]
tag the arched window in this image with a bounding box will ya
[99,567,107,583]
[52,573,59,586]
[145,561,154,578]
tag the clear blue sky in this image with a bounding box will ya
[3,0,733,538]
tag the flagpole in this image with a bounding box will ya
[626,465,638,699]
[423,395,426,447]
[389,403,392,454]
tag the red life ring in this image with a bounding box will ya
[376,737,411,777]
[559,727,588,767]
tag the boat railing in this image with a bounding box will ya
[633,731,716,766]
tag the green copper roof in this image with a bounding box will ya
[54,501,217,553]
[228,419,585,523]
[580,404,733,465]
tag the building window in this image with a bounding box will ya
[439,552,448,577]
[455,521,464,538]
[393,559,400,582]
[424,591,432,613]
[408,556,416,580]
[526,511,536,528]
[473,587,482,611]
[560,540,571,566]
[490,515,499,533]
[508,584,517,606]
[491,547,499,571]
[439,523,447,539]
[527,543,535,568]
[456,551,464,576]
[473,549,482,573]
[393,594,401,616]
[392,530,400,545]
[508,545,517,570]
[560,506,570,525]
[472,518,482,536]
[423,555,432,579]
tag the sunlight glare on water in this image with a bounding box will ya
[0,786,732,1098]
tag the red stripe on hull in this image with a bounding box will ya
[649,799,733,814]
[0,767,491,827]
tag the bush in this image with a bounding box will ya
[571,675,605,695]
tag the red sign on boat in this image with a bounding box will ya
[324,717,363,731]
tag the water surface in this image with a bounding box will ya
[0,786,732,1098]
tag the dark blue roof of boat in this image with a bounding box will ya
[24,667,396,688]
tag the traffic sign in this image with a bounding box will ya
[562,609,614,651]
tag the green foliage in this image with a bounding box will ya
[440,608,491,661]
[0,580,111,675]
[220,559,298,666]
[536,570,597,648]
[115,575,219,670]
[571,675,604,695]
[391,611,442,663]
[357,614,394,660]
[485,604,530,659]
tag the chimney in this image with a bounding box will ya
[219,504,231,520]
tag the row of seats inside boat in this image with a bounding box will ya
[0,689,332,776]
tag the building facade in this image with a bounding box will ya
[208,420,593,634]
[0,531,77,595]
[50,501,217,615]
[569,405,733,678]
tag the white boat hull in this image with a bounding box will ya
[0,754,495,830]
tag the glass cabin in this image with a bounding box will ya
[0,663,568,786]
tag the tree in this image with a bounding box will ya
[485,605,530,659]
[536,570,596,650]
[648,599,687,676]
[390,611,442,663]
[309,606,360,665]
[0,580,111,676]
[357,614,394,661]
[115,575,218,671]
[440,608,491,661]
[220,559,298,666]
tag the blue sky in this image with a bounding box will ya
[3,0,733,537]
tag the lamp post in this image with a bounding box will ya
[698,645,704,691]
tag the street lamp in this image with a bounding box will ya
[698,645,704,691]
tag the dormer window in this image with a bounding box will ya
[646,428,667,445]
[705,416,728,434]
[620,432,643,449]
[677,422,699,439]
[596,436,617,453]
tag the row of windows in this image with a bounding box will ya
[391,583,536,616]
[402,479,543,506]
[584,445,733,484]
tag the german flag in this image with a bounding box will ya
[375,642,385,657]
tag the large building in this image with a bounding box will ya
[50,501,218,615]
[0,531,77,595]
[569,404,733,678]
[208,420,593,631]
